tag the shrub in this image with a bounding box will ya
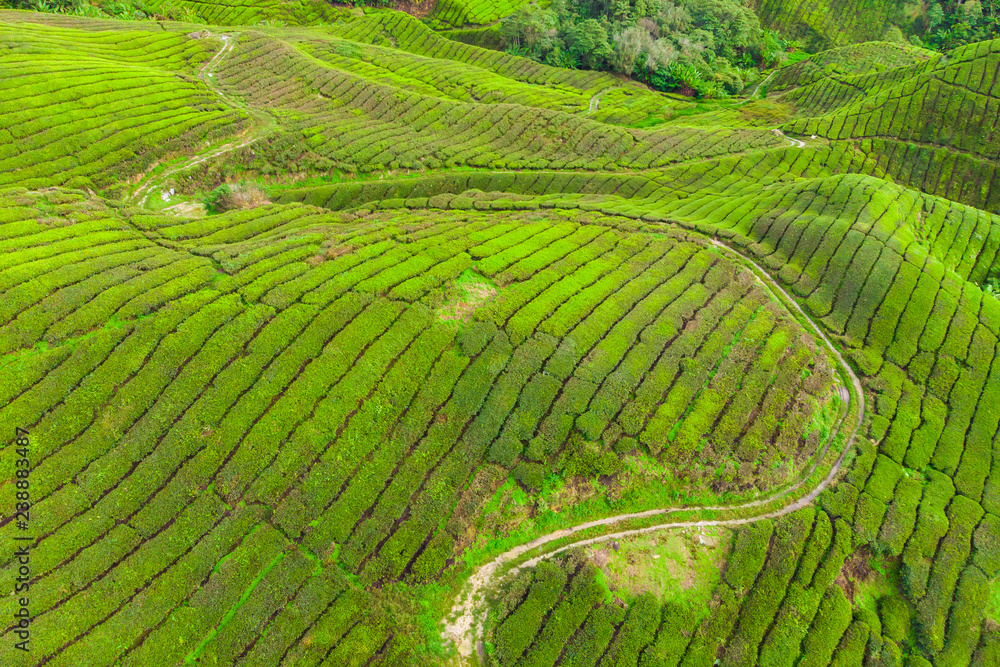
[812,519,854,589]
[724,521,773,593]
[972,513,1000,576]
[913,495,984,652]
[204,183,272,213]
[827,620,869,666]
[602,592,659,666]
[639,601,696,667]
[680,584,742,666]
[561,603,625,665]
[494,561,568,665]
[795,511,833,587]
[820,483,860,522]
[723,511,812,665]
[937,565,990,666]
[512,461,546,490]
[853,492,889,546]
[876,476,923,556]
[798,587,853,667]
[901,470,955,599]
[878,596,911,644]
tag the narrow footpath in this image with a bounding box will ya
[441,235,866,659]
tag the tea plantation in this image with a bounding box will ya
[1,3,999,667]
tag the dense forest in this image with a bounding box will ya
[499,0,789,95]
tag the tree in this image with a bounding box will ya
[565,19,612,69]
[961,0,984,22]
[683,0,761,61]
[500,5,558,55]
[656,1,692,34]
[926,3,944,32]
[499,0,758,97]
[610,25,651,74]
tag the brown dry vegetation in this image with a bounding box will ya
[437,281,497,321]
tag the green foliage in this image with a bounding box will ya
[0,0,347,23]
[973,514,1000,576]
[724,521,773,592]
[601,592,660,665]
[937,564,990,665]
[498,0,781,96]
[722,511,812,664]
[494,560,569,664]
[828,620,869,666]
[202,183,271,214]
[0,0,150,20]
[5,0,1000,660]
[0,23,248,196]
[913,495,984,652]
[427,0,531,28]
[799,586,853,667]
[878,596,911,644]
[639,601,696,665]
[755,0,904,51]
[921,0,1000,51]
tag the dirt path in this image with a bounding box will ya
[744,68,777,100]
[773,128,806,148]
[128,33,272,208]
[586,88,614,115]
[441,237,865,659]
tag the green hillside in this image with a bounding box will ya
[754,0,903,51]
[0,20,249,194]
[1,4,1000,667]
[424,0,529,29]
[766,40,1000,219]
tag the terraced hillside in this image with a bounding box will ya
[1,7,999,667]
[763,39,1000,222]
[754,0,903,51]
[0,20,249,195]
[423,0,528,29]
[146,0,345,26]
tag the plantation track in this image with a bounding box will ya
[744,68,777,100]
[128,33,273,208]
[585,88,612,115]
[5,14,1000,665]
[441,235,867,660]
[773,128,806,148]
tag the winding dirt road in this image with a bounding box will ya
[128,33,272,207]
[128,32,862,659]
[586,87,613,115]
[773,128,807,148]
[441,236,866,659]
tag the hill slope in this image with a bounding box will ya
[755,0,903,50]
[771,39,1000,219]
[0,19,249,194]
[1,8,999,667]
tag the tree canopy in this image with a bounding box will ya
[500,0,793,97]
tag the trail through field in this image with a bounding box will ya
[744,68,777,100]
[586,88,613,114]
[128,33,274,208]
[441,237,866,660]
[773,128,807,147]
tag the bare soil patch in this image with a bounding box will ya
[835,548,876,603]
[395,0,437,19]
[438,281,496,321]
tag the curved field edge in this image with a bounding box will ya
[440,229,868,658]
[0,190,851,665]
[1,8,1000,667]
[270,148,1000,663]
